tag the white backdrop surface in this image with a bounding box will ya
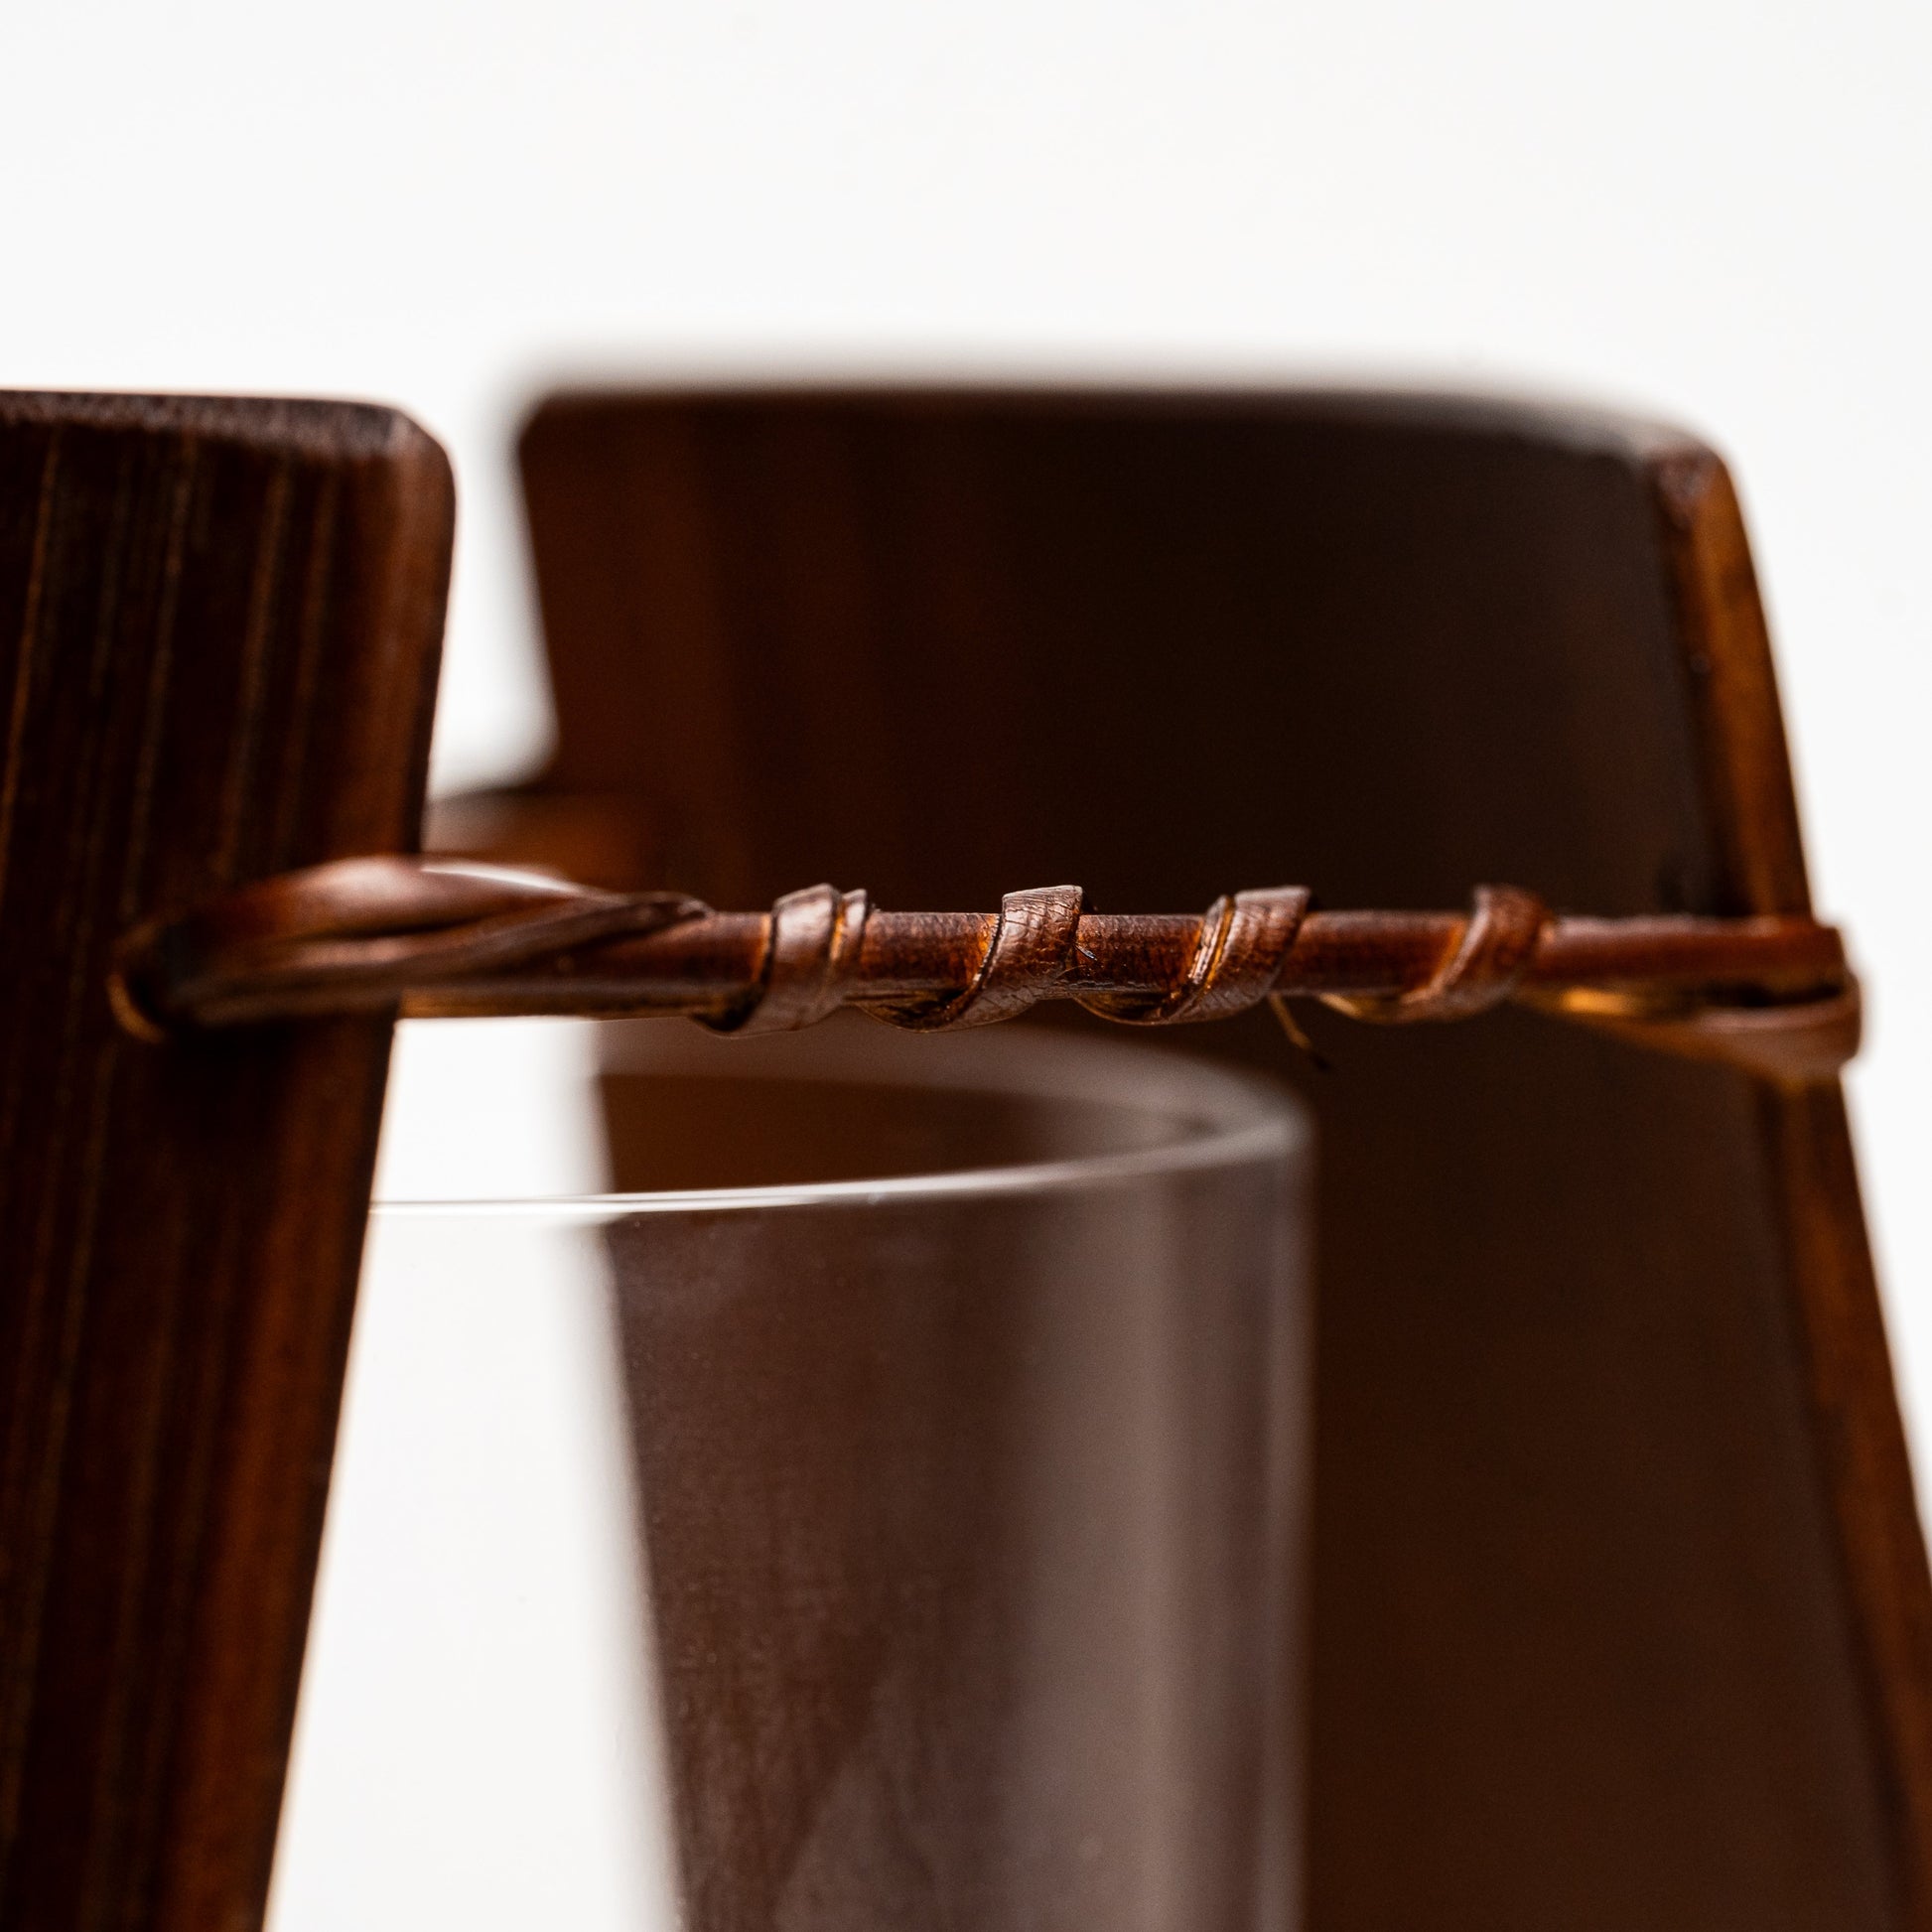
[2,4,1927,1924]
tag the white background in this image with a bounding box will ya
[3,3,1928,1921]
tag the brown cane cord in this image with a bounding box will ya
[701,884,872,1035]
[1081,888,1313,1025]
[110,856,1861,1085]
[1319,885,1548,1024]
[869,885,1086,1032]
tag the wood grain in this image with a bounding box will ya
[0,393,451,1932]
[495,386,1932,1931]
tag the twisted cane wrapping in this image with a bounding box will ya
[110,856,1860,1085]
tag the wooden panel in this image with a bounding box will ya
[509,388,1932,1930]
[0,394,452,1932]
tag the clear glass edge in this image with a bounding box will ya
[372,1085,1308,1220]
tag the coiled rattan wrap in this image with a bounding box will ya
[110,856,1860,1085]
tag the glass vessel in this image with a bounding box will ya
[269,1016,1311,1932]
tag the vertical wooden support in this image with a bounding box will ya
[1653,447,1932,1922]
[501,388,1932,1931]
[0,394,452,1932]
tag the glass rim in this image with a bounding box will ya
[372,1024,1308,1219]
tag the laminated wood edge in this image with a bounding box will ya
[1648,444,1932,1928]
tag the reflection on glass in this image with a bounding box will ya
[272,1019,1310,1932]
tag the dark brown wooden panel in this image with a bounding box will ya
[505,387,1932,1931]
[0,393,452,1932]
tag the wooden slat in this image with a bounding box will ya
[499,386,1932,1931]
[0,393,452,1932]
